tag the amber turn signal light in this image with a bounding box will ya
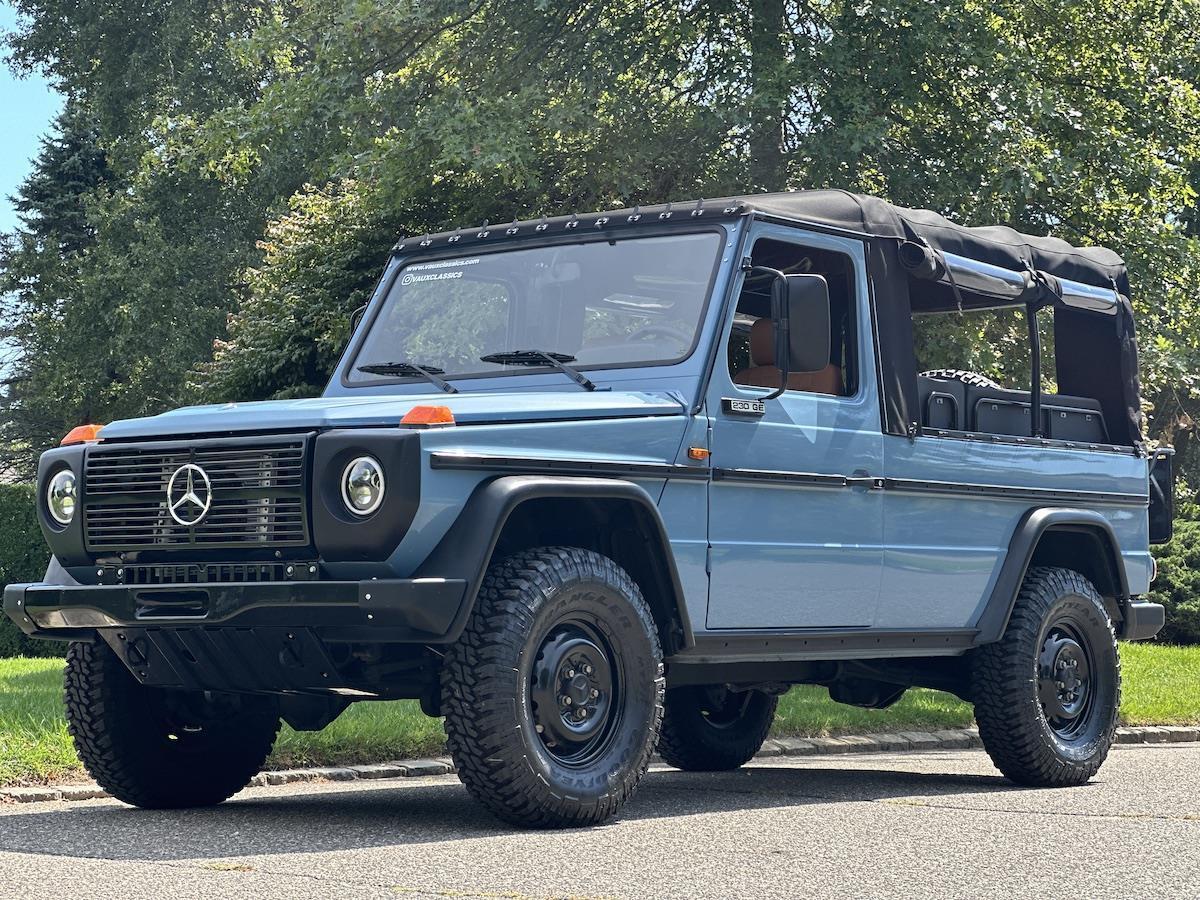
[687,447,710,461]
[401,405,456,427]
[61,424,104,446]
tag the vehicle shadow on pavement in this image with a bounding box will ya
[0,761,1036,860]
[0,768,1032,859]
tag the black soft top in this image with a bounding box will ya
[395,191,1141,447]
[736,190,1128,295]
[397,189,1129,296]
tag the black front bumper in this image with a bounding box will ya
[3,577,469,693]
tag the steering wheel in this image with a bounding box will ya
[626,323,691,345]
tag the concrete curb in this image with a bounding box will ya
[4,725,1197,805]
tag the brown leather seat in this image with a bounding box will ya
[733,318,843,395]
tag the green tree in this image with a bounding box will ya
[6,0,1200,494]
[198,180,402,401]
[1,102,111,476]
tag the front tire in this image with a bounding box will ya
[972,566,1120,786]
[65,641,281,808]
[658,685,778,771]
[441,547,664,828]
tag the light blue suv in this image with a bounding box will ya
[5,191,1171,828]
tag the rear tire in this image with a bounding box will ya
[441,547,664,828]
[658,685,778,771]
[972,567,1120,786]
[65,640,281,808]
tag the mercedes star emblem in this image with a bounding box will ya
[166,463,213,526]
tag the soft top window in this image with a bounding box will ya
[726,238,858,398]
[912,303,1125,446]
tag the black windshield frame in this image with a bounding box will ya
[338,226,728,391]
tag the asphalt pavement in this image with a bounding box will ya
[1,743,1196,899]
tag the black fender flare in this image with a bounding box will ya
[973,507,1131,645]
[414,475,694,650]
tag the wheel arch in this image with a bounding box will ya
[414,475,694,653]
[974,507,1131,645]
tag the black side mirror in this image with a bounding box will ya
[766,272,831,399]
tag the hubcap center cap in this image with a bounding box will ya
[567,674,592,705]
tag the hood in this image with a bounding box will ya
[98,389,688,440]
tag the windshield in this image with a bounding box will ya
[348,232,722,384]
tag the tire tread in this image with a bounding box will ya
[658,687,778,771]
[65,641,280,808]
[441,546,664,828]
[972,566,1120,787]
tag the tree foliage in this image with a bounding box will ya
[199,180,401,401]
[1146,504,1200,645]
[0,484,56,658]
[4,0,1200,493]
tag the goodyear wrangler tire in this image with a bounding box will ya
[658,686,778,771]
[64,640,281,808]
[441,547,664,828]
[971,566,1120,787]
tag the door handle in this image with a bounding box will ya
[846,473,883,490]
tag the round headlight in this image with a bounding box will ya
[341,456,385,516]
[46,469,77,526]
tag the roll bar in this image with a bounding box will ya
[900,242,1123,315]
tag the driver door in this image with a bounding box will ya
[705,227,884,630]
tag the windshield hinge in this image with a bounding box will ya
[740,255,753,272]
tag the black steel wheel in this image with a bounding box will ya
[972,567,1120,786]
[65,640,280,808]
[658,685,778,771]
[529,619,622,767]
[1037,621,1096,740]
[442,547,664,829]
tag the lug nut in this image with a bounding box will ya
[566,669,575,678]
[590,689,599,699]
[561,696,572,706]
[577,708,588,719]
[583,664,593,675]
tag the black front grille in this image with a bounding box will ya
[84,437,310,552]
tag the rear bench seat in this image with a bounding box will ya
[918,375,1108,443]
[917,376,967,430]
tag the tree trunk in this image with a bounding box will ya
[748,0,787,191]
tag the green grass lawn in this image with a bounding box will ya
[2,642,1197,787]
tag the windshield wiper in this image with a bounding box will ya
[479,350,598,392]
[356,361,458,393]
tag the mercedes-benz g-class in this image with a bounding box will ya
[5,191,1171,828]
